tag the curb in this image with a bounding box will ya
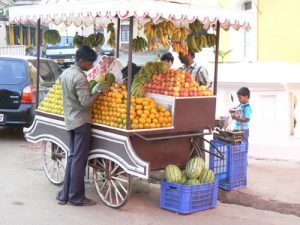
[218,188,300,217]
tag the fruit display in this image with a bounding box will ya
[38,80,64,115]
[91,83,172,129]
[73,32,105,48]
[144,69,213,97]
[164,165,182,183]
[107,22,116,48]
[131,61,168,97]
[43,30,61,45]
[163,157,216,186]
[185,157,205,179]
[132,36,148,52]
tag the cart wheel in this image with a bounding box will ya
[42,141,67,185]
[190,137,205,160]
[92,158,132,209]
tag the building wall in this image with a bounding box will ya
[257,0,300,63]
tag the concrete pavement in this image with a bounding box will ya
[1,126,300,225]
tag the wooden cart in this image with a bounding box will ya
[24,96,218,208]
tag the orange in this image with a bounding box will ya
[146,118,151,124]
[144,123,150,129]
[136,98,143,104]
[130,115,135,120]
[143,105,150,111]
[142,101,149,106]
[136,105,143,110]
[158,117,164,123]
[144,110,150,115]
[140,114,147,119]
[121,108,127,114]
[149,114,155,119]
[118,124,124,129]
[166,123,171,127]
[156,123,161,128]
[155,113,160,119]
[136,110,143,116]
[121,114,127,119]
[116,98,123,104]
[131,124,138,129]
[153,118,158,124]
[149,123,156,128]
[138,124,144,129]
[132,119,139,124]
[150,108,157,114]
[122,119,127,125]
[139,118,146,124]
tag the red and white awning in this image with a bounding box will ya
[9,0,252,30]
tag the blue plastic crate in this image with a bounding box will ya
[209,140,248,190]
[160,180,218,214]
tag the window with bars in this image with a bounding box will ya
[121,25,129,43]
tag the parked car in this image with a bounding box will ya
[100,43,115,56]
[0,56,62,127]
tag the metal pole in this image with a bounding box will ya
[213,21,220,96]
[36,18,41,108]
[116,18,121,58]
[126,17,134,129]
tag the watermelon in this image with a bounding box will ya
[164,164,182,183]
[91,81,112,94]
[199,169,215,183]
[89,80,97,92]
[105,72,116,84]
[180,170,188,184]
[185,179,200,186]
[185,157,205,179]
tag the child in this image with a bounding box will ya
[232,87,252,143]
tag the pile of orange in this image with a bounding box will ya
[91,83,172,129]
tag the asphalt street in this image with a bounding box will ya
[1,126,300,225]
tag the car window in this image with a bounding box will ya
[29,60,54,83]
[48,60,62,80]
[0,59,26,84]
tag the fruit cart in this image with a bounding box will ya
[9,0,252,208]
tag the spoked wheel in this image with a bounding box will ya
[92,158,132,209]
[190,137,206,160]
[42,141,67,185]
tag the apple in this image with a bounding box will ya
[184,82,190,88]
[168,86,173,91]
[188,91,194,96]
[173,87,180,92]
[173,91,180,97]
[164,91,169,95]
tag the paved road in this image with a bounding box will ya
[1,126,300,225]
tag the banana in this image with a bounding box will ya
[200,34,208,47]
[187,35,199,53]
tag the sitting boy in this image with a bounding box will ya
[232,87,252,143]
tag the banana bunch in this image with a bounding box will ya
[144,20,157,41]
[148,40,157,51]
[73,33,84,48]
[164,20,175,37]
[43,30,61,45]
[206,34,217,47]
[157,27,170,47]
[187,34,208,52]
[171,27,189,42]
[133,36,148,52]
[131,81,145,97]
[107,22,116,48]
[172,41,189,56]
[189,19,203,32]
[82,33,105,48]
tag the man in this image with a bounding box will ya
[179,49,212,89]
[160,52,174,69]
[57,45,108,206]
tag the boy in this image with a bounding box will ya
[160,52,174,69]
[232,87,252,143]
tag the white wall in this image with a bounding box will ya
[0,21,7,47]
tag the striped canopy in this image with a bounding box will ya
[9,0,252,30]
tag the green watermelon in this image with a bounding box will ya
[180,170,188,184]
[89,80,97,92]
[164,164,182,183]
[185,179,200,186]
[185,157,205,179]
[105,72,116,84]
[199,169,215,183]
